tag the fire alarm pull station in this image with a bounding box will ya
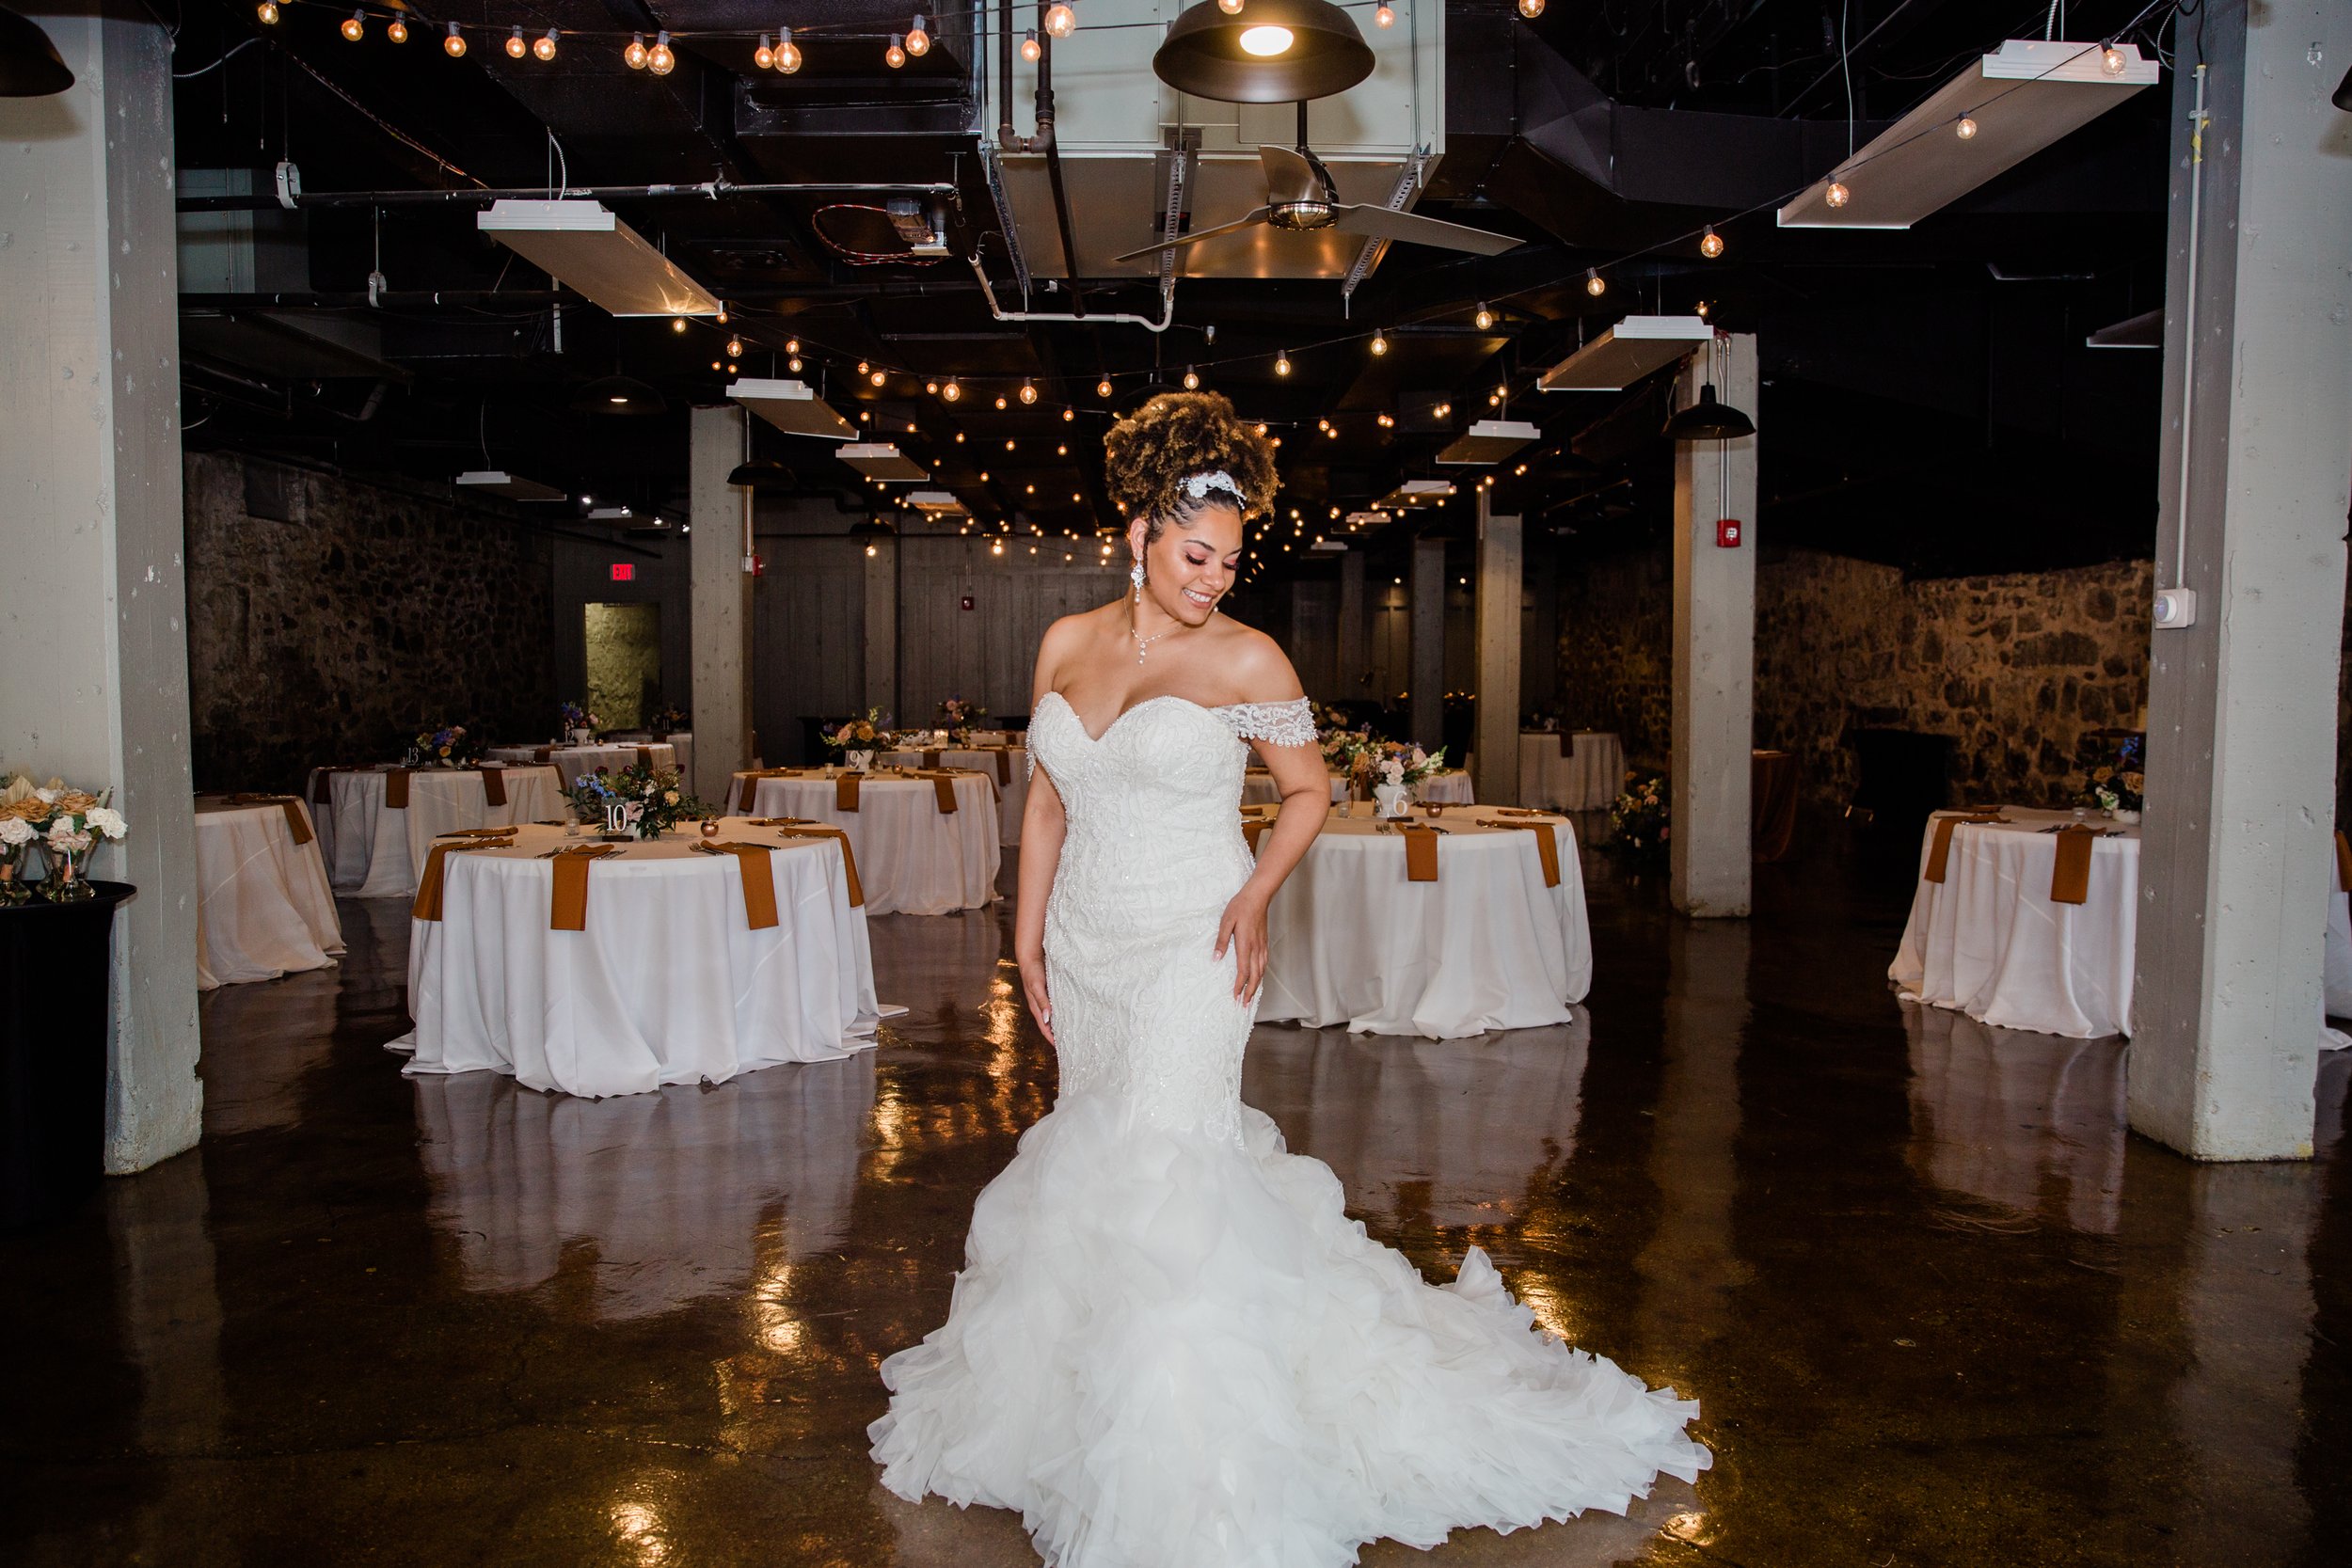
[961,595,975,611]
[1717,518,1743,548]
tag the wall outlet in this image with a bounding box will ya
[2153,587,2198,629]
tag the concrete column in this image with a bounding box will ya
[1409,536,1445,752]
[1337,548,1368,707]
[0,11,202,1172]
[1669,332,1757,918]
[690,406,754,800]
[863,536,898,720]
[1471,495,1522,804]
[2130,0,2352,1161]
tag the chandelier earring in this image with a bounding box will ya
[1131,558,1146,604]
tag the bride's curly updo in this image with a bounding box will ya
[1103,391,1278,536]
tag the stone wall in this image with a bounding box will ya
[1554,551,1675,770]
[183,451,555,793]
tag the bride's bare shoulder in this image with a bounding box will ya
[1032,603,1119,693]
[1204,616,1305,702]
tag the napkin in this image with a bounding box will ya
[923,772,960,814]
[384,768,411,810]
[479,767,507,808]
[636,746,655,770]
[309,768,348,804]
[922,749,945,769]
[703,842,780,929]
[1500,820,1563,887]
[767,824,866,906]
[2049,824,2097,905]
[549,844,622,931]
[1924,811,2008,883]
[1402,824,1440,882]
[220,793,315,847]
[410,837,515,921]
[993,749,1011,785]
[835,772,863,812]
[532,747,552,765]
[1559,731,1576,758]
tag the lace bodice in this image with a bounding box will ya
[1025,691,1312,1141]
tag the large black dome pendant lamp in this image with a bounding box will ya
[0,6,75,97]
[1661,382,1755,441]
[1152,0,1374,104]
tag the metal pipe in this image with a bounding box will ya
[964,254,1171,332]
[997,0,1018,149]
[175,181,958,213]
[2168,62,2208,594]
[1037,33,1087,318]
[181,290,564,309]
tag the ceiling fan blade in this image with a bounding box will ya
[1334,204,1521,256]
[1257,144,1326,207]
[1109,211,1270,265]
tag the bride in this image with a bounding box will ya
[869,392,1708,1566]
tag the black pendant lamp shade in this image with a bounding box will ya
[726,458,795,488]
[1662,383,1755,442]
[0,6,74,98]
[1152,0,1373,104]
[574,374,666,416]
[847,515,898,539]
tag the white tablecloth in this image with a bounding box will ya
[395,822,878,1098]
[1257,805,1592,1038]
[483,742,678,787]
[735,769,1000,915]
[193,799,343,990]
[1242,769,1475,808]
[605,731,696,786]
[1516,732,1626,812]
[882,746,1028,847]
[309,765,566,898]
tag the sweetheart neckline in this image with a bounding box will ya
[1039,690,1223,747]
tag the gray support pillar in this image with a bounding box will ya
[863,535,898,720]
[0,12,201,1172]
[690,406,754,801]
[2130,1,2352,1161]
[1472,495,1522,804]
[1337,548,1368,707]
[1669,333,1757,918]
[1409,536,1446,752]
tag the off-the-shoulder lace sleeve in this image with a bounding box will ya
[1216,697,1316,747]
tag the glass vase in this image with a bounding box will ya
[41,840,97,901]
[0,846,28,906]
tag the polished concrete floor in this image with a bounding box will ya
[7,840,2347,1567]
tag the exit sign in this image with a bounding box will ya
[610,563,636,581]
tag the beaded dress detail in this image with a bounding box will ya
[870,692,1708,1568]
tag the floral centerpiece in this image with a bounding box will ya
[939,695,986,744]
[646,705,691,736]
[1371,743,1446,817]
[824,708,888,770]
[0,772,127,901]
[566,762,711,840]
[2079,735,2146,820]
[1609,770,1669,862]
[412,723,481,768]
[559,701,598,744]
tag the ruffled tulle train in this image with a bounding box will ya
[868,1091,1709,1568]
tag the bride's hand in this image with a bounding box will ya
[1214,890,1270,1005]
[1018,952,1056,1044]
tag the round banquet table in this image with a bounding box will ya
[1242,768,1475,808]
[734,768,999,915]
[602,731,695,786]
[882,745,1028,847]
[1256,804,1592,1039]
[1515,731,1626,812]
[307,764,565,898]
[193,797,343,990]
[393,821,879,1098]
[483,742,679,787]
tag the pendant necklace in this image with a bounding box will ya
[1130,615,1179,663]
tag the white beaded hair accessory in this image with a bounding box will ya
[1182,470,1248,509]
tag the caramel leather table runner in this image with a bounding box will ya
[635,746,655,770]
[478,767,508,808]
[383,768,412,810]
[921,749,945,769]
[750,818,866,906]
[219,793,314,846]
[1402,825,1440,881]
[701,842,779,928]
[1924,812,2009,883]
[835,772,863,812]
[411,836,516,920]
[549,845,623,930]
[2049,825,2098,906]
[917,772,960,813]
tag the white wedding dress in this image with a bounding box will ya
[869,691,1708,1567]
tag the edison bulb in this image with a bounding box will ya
[755,33,774,69]
[625,33,648,69]
[1043,1,1077,39]
[1585,268,1606,296]
[2102,43,2127,75]
[1097,377,1113,398]
[906,15,930,55]
[787,356,803,373]
[443,22,466,55]
[777,29,801,71]
[671,317,689,334]
[786,338,800,354]
[386,18,406,41]
[1239,24,1292,55]
[1062,406,1075,421]
[1375,3,1395,25]
[648,32,675,73]
[942,380,961,402]
[1518,0,1544,16]
[341,11,363,42]
[1219,0,1243,11]
[1824,180,1851,208]
[1370,331,1389,356]
[1699,226,1724,259]
[871,369,888,387]
[885,36,906,69]
[995,395,1008,410]
[505,27,527,58]
[1275,351,1292,376]
[725,337,743,358]
[1021,29,1041,62]
[1955,116,1977,140]
[256,1,278,24]
[1019,381,1039,404]
[1474,301,1494,330]
[1183,368,1200,390]
[534,29,558,60]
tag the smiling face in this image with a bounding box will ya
[1131,500,1245,626]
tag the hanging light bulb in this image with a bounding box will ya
[505,26,527,58]
[648,31,675,74]
[1699,225,1724,259]
[785,338,800,354]
[1584,267,1606,296]
[341,11,363,42]
[755,32,775,69]
[443,22,467,56]
[1097,376,1113,398]
[1219,0,1243,11]
[1367,330,1389,356]
[1473,301,1494,330]
[777,27,802,72]
[671,316,689,334]
[2101,42,2128,75]
[1183,367,1200,390]
[942,379,961,401]
[1022,29,1041,62]
[1044,1,1077,39]
[787,356,803,373]
[535,28,559,61]
[885,35,906,68]
[1019,380,1039,404]
[1376,411,1394,428]
[1375,3,1395,25]
[725,336,743,358]
[857,360,869,373]
[1955,115,1978,140]
[256,1,278,24]
[1518,0,1545,16]
[1275,350,1292,376]
[625,32,648,69]
[906,14,930,55]
[1824,180,1851,208]
[386,18,406,42]
[871,369,889,387]
[711,360,723,372]
[1062,406,1075,421]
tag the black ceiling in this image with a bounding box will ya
[170,0,2182,582]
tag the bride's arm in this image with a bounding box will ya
[1016,621,1076,1044]
[1213,643,1326,1005]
